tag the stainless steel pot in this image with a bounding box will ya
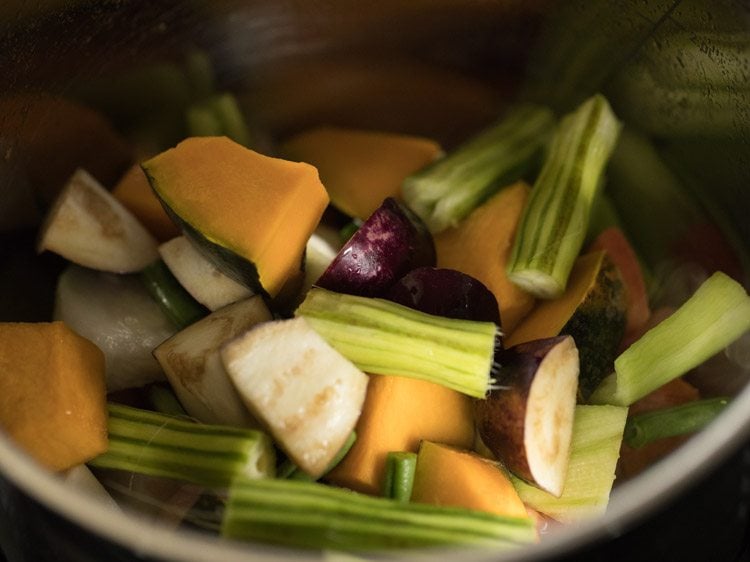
[1,1,749,560]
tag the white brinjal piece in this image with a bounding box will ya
[153,296,272,427]
[158,235,254,311]
[475,335,579,497]
[221,316,369,479]
[38,168,158,273]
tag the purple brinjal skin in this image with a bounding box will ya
[316,198,435,297]
[386,266,501,325]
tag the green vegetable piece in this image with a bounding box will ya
[591,271,750,407]
[512,404,627,523]
[186,104,223,137]
[89,404,275,488]
[184,48,215,100]
[281,431,358,481]
[339,219,361,244]
[141,260,209,330]
[221,477,536,550]
[295,287,498,398]
[402,104,555,233]
[382,451,418,502]
[625,397,729,449]
[507,94,622,299]
[146,384,188,418]
[210,93,252,147]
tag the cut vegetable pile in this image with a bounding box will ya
[1,82,749,559]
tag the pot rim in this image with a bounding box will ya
[2,377,750,561]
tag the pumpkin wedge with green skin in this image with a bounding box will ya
[142,136,329,298]
[506,251,626,400]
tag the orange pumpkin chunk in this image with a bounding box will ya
[280,126,441,221]
[0,321,108,471]
[143,137,329,297]
[112,164,180,242]
[412,441,529,519]
[435,181,535,334]
[326,374,474,495]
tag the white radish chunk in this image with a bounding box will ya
[221,317,368,478]
[54,264,174,391]
[37,168,158,272]
[159,236,253,311]
[154,296,272,427]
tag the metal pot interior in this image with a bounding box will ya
[0,0,749,560]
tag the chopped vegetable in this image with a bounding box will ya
[326,374,474,495]
[153,295,272,428]
[386,267,501,324]
[587,227,650,342]
[111,164,180,242]
[296,287,498,398]
[53,264,175,392]
[0,321,108,471]
[435,181,535,333]
[402,104,555,233]
[141,259,209,330]
[512,404,628,523]
[617,377,700,480]
[506,251,626,399]
[221,317,369,479]
[280,126,442,221]
[382,451,417,502]
[146,384,188,418]
[624,397,729,449]
[591,271,750,406]
[280,431,357,482]
[37,168,159,273]
[89,403,275,487]
[0,93,133,205]
[316,197,435,298]
[221,478,537,550]
[411,441,528,519]
[158,236,253,311]
[300,229,339,297]
[605,126,705,270]
[142,136,329,298]
[475,336,579,497]
[506,94,622,299]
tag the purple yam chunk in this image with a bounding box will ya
[386,266,501,325]
[316,198,435,297]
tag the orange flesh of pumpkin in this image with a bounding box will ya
[411,441,529,519]
[111,164,180,242]
[435,181,535,334]
[325,374,475,496]
[143,136,329,297]
[279,126,442,221]
[0,93,132,204]
[588,227,650,340]
[505,251,605,348]
[0,321,108,472]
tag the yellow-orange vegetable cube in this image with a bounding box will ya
[435,181,535,334]
[325,374,474,495]
[411,441,529,519]
[280,127,442,221]
[112,164,180,242]
[0,322,108,471]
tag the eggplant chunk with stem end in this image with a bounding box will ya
[475,336,579,497]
